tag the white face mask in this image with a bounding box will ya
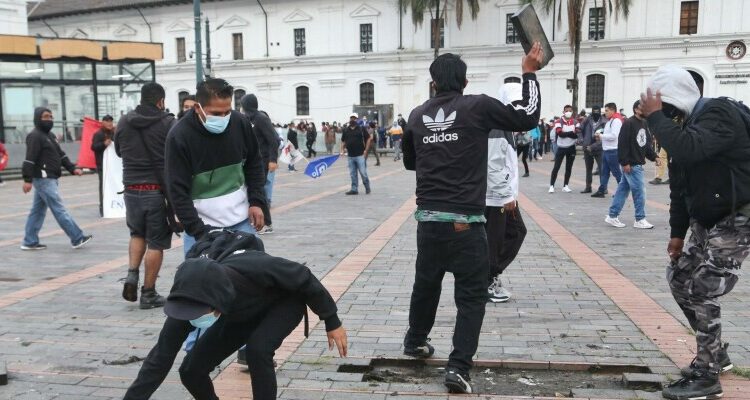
[564,111,573,119]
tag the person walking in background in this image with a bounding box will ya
[240,94,279,235]
[364,121,381,166]
[287,122,299,171]
[91,114,115,216]
[549,117,558,161]
[0,139,7,186]
[388,121,403,161]
[324,122,336,154]
[306,122,318,158]
[650,138,669,185]
[549,105,579,193]
[114,83,175,309]
[591,103,624,198]
[341,113,371,195]
[604,100,657,230]
[515,131,531,177]
[579,105,607,193]
[21,107,93,251]
[528,123,541,161]
[177,95,196,119]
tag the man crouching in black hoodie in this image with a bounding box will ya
[123,230,347,400]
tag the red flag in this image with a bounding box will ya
[77,117,101,168]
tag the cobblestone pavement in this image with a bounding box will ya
[0,154,747,400]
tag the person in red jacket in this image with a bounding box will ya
[0,139,7,186]
[548,105,580,193]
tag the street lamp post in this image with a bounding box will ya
[193,0,203,84]
[205,18,212,78]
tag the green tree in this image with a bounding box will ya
[401,0,482,59]
[525,0,631,110]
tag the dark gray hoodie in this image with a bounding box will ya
[240,94,279,164]
[114,104,176,186]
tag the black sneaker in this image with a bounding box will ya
[20,243,47,251]
[522,172,529,177]
[345,190,358,195]
[72,235,93,249]
[681,344,733,378]
[122,269,139,302]
[366,188,371,195]
[591,191,606,198]
[444,369,472,394]
[403,338,434,358]
[663,370,722,400]
[139,287,165,310]
[580,188,592,194]
[649,178,663,185]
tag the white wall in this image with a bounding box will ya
[0,0,28,35]
[27,0,750,122]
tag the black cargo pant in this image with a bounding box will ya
[484,206,527,282]
[405,221,488,374]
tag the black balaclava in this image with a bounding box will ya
[591,106,602,123]
[34,107,53,133]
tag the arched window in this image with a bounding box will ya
[296,86,309,116]
[360,82,374,106]
[504,76,521,84]
[234,89,246,111]
[585,74,605,108]
[178,91,190,109]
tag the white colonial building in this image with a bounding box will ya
[22,0,750,124]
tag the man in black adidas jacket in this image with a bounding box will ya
[123,230,347,400]
[641,65,750,400]
[401,44,543,394]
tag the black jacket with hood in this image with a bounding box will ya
[646,66,750,237]
[240,94,279,164]
[114,105,176,186]
[22,107,77,182]
[122,230,341,400]
[402,73,541,215]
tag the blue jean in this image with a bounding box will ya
[183,218,256,352]
[23,178,84,246]
[609,164,646,220]
[182,218,255,257]
[347,155,370,192]
[393,138,402,160]
[265,170,276,205]
[597,150,622,193]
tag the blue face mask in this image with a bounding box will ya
[198,104,230,134]
[190,312,219,329]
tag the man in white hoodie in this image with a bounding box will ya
[641,65,750,400]
[592,102,624,198]
[485,83,528,303]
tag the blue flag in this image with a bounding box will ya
[304,154,340,179]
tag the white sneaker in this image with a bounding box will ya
[548,186,555,193]
[633,219,654,229]
[487,276,511,303]
[257,225,274,235]
[562,185,572,193]
[605,216,626,228]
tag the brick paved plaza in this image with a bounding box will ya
[0,158,749,400]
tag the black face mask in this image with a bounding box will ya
[349,120,357,126]
[39,120,54,133]
[662,103,684,122]
[591,112,601,122]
